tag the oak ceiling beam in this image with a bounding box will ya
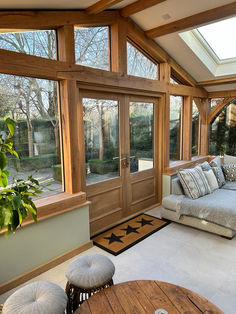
[0,11,119,29]
[120,0,167,17]
[86,0,124,15]
[146,1,236,38]
[198,77,236,86]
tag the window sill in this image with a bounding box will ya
[164,156,209,175]
[0,192,90,235]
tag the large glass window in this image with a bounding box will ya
[209,99,236,156]
[192,100,200,156]
[83,98,119,185]
[0,30,56,59]
[129,102,154,173]
[127,41,158,80]
[74,26,109,71]
[0,74,62,197]
[170,96,183,161]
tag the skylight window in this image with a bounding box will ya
[197,17,236,61]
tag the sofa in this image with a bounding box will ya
[161,157,236,239]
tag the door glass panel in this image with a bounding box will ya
[83,98,119,185]
[129,102,154,173]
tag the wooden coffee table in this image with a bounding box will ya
[75,280,223,313]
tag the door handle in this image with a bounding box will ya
[113,156,127,168]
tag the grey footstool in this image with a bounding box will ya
[65,254,115,313]
[2,281,67,314]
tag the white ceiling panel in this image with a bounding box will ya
[131,0,235,30]
[0,0,96,9]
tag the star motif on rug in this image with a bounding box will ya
[103,233,124,244]
[121,225,140,235]
[136,218,154,227]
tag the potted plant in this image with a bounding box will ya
[0,118,43,237]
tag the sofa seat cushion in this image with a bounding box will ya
[162,194,185,212]
[222,181,236,191]
[179,189,236,231]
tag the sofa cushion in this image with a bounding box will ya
[224,154,236,164]
[222,181,236,191]
[203,169,219,191]
[200,161,211,171]
[210,156,222,168]
[171,177,184,195]
[162,194,185,212]
[212,166,226,187]
[222,164,236,181]
[177,166,211,200]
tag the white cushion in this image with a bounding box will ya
[66,254,115,289]
[203,169,219,191]
[224,154,236,164]
[2,281,67,314]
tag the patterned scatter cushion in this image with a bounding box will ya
[210,156,222,168]
[222,164,236,181]
[203,169,219,191]
[224,154,236,164]
[211,166,226,187]
[200,161,211,171]
[177,166,211,199]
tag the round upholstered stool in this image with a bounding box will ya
[2,281,67,314]
[65,254,115,313]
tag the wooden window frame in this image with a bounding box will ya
[127,37,160,80]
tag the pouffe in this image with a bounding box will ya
[2,281,67,314]
[65,254,115,312]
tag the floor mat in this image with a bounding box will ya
[92,213,170,256]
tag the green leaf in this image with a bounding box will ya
[0,172,8,188]
[3,170,10,176]
[5,118,15,136]
[0,152,8,170]
[12,196,21,210]
[22,202,37,215]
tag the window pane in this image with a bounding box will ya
[0,30,56,59]
[209,99,236,156]
[127,42,158,80]
[170,95,183,161]
[83,98,119,185]
[209,98,224,110]
[192,100,200,156]
[129,102,154,173]
[170,77,179,84]
[74,26,109,70]
[0,74,63,198]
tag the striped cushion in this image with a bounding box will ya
[177,166,211,199]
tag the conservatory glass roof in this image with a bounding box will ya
[197,17,236,61]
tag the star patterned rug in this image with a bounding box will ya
[92,213,170,256]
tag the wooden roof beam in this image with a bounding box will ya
[86,0,124,15]
[146,1,236,38]
[198,77,236,86]
[121,0,167,18]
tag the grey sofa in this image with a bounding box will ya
[161,178,236,238]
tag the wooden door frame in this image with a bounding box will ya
[78,88,162,235]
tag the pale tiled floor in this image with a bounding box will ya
[1,206,236,313]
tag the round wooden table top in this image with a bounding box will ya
[75,280,223,314]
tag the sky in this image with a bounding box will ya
[197,17,236,60]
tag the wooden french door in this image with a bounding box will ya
[79,90,159,235]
